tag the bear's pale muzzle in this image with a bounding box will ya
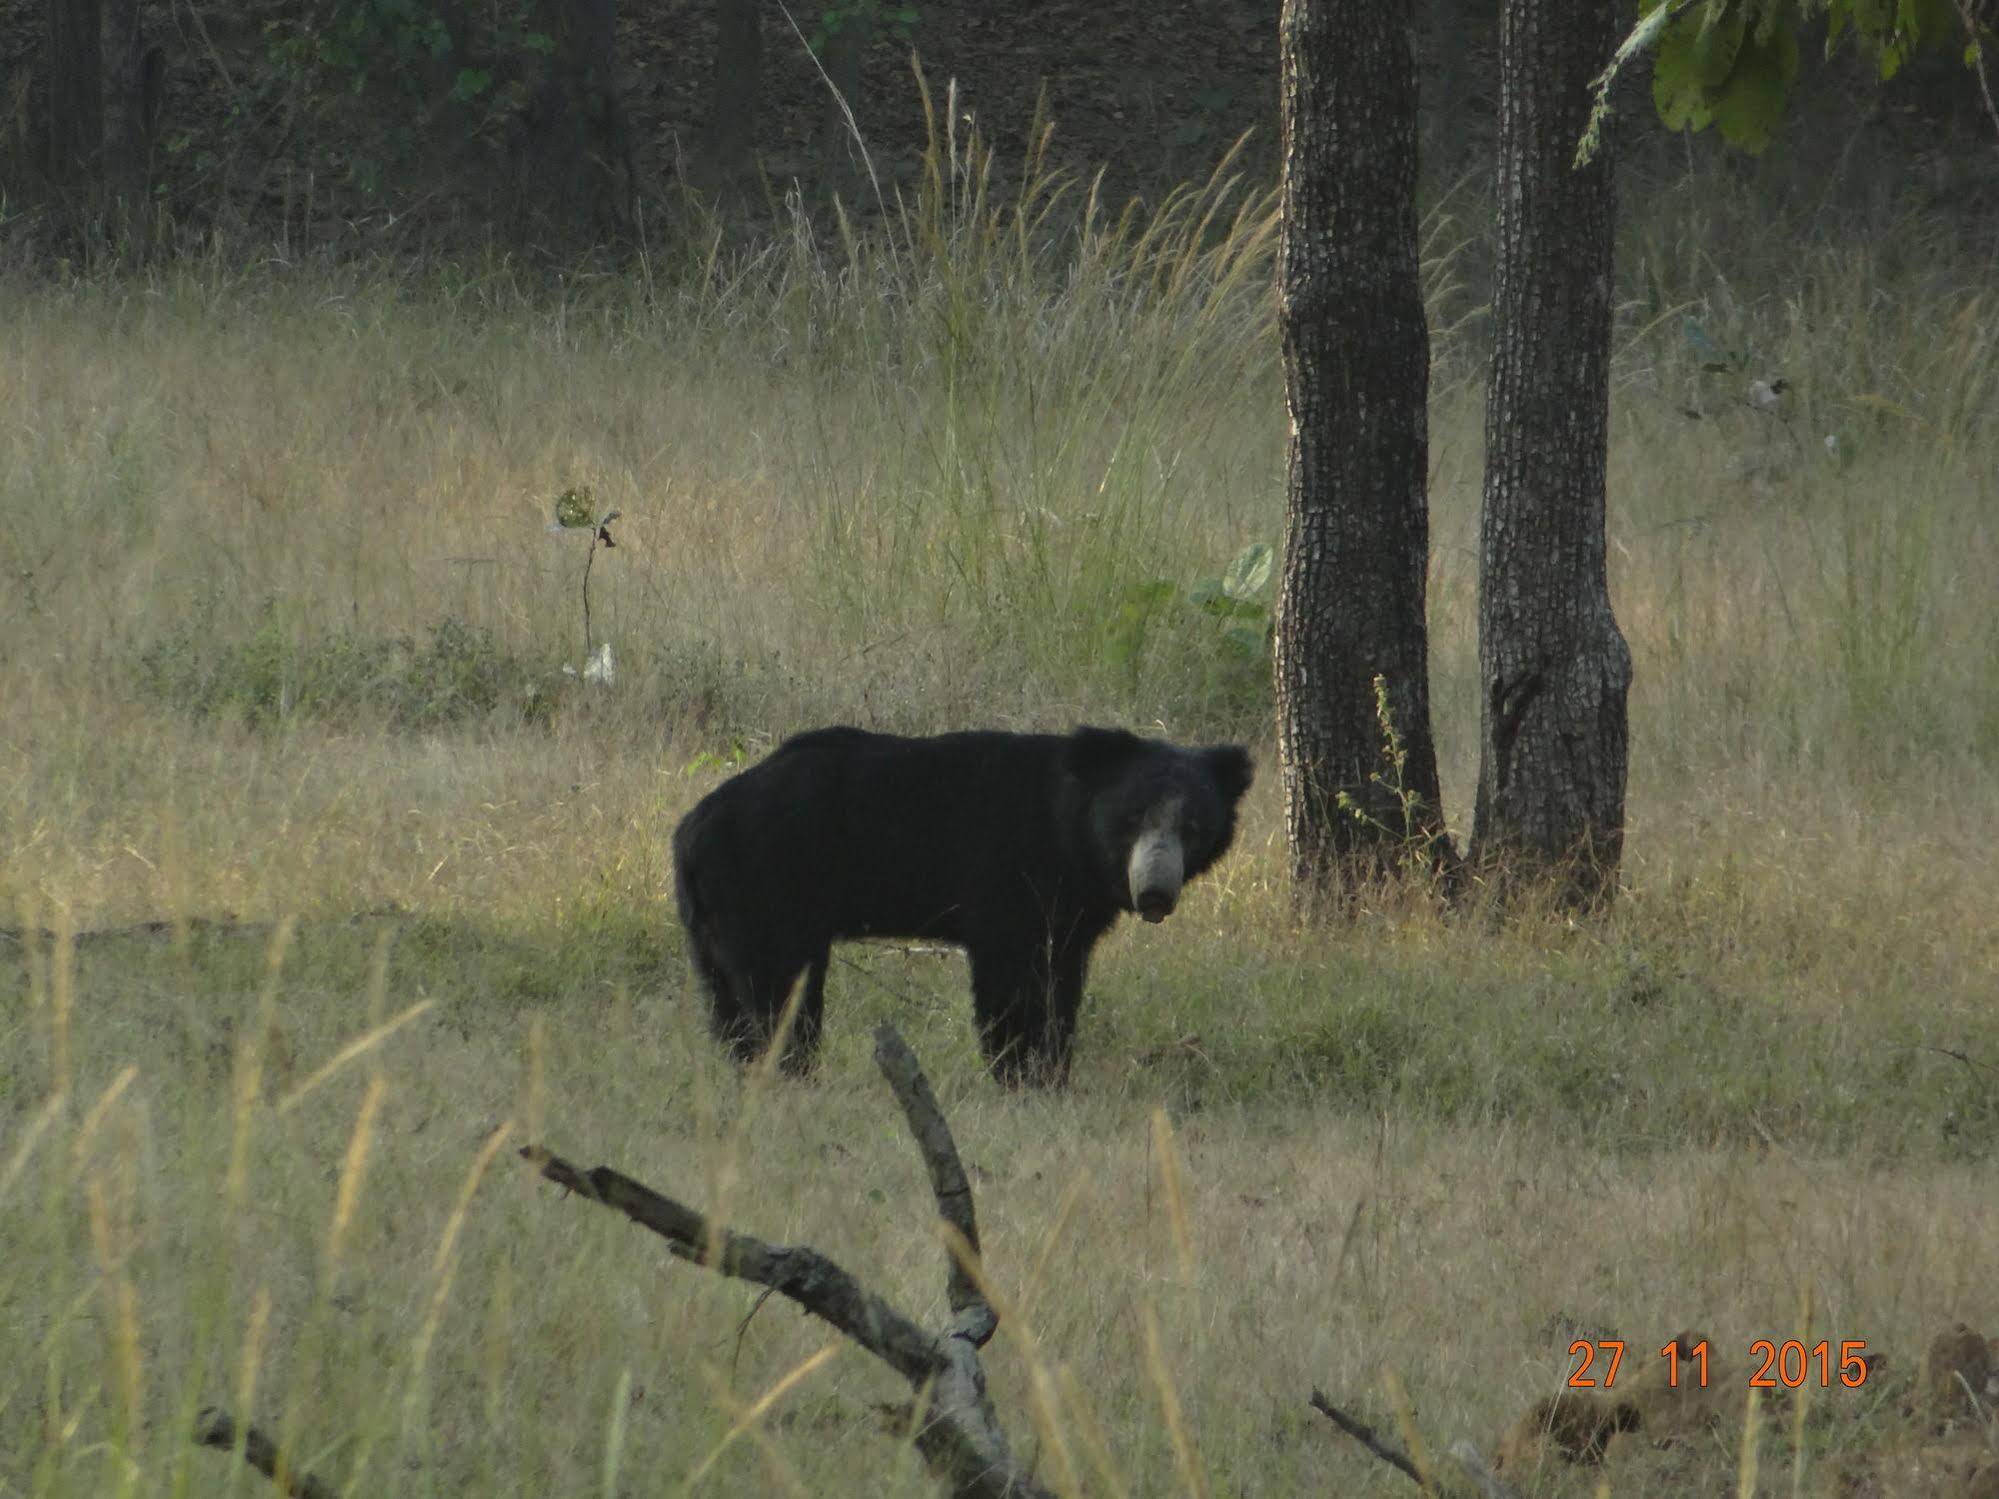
[1129,833,1184,923]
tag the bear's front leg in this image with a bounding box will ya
[967,940,1063,1087]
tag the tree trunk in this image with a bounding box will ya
[704,0,762,185]
[1471,0,1632,906]
[98,0,143,191]
[1274,0,1449,902]
[511,0,634,243]
[46,0,103,182]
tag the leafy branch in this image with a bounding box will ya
[1579,0,1988,165]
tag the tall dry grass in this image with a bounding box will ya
[3,101,1998,1496]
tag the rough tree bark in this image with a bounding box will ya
[46,0,103,181]
[1471,0,1632,906]
[1274,0,1450,902]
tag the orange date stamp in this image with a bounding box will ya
[1567,1337,1874,1390]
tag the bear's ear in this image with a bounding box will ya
[1202,744,1255,805]
[1066,726,1145,785]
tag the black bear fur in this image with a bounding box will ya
[671,725,1253,1085]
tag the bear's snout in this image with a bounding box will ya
[1128,822,1185,923]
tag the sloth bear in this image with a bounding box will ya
[671,725,1253,1085]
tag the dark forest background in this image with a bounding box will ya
[6,0,1997,265]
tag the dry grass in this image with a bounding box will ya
[3,126,1997,1495]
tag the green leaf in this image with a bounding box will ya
[450,66,491,102]
[1691,1,1749,89]
[1618,0,1695,69]
[1581,0,1700,165]
[552,485,597,530]
[1222,541,1274,601]
[1653,15,1720,132]
[1222,621,1270,658]
[1185,578,1225,610]
[1104,579,1175,670]
[1203,597,1268,623]
[1711,22,1799,152]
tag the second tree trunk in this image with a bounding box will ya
[1472,0,1633,905]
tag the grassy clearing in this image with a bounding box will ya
[3,120,1998,1495]
[6,915,1997,1497]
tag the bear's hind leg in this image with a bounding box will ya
[690,935,753,1056]
[1037,935,1097,1086]
[779,949,831,1077]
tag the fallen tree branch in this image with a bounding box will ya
[522,1145,943,1382]
[1309,1392,1520,1499]
[192,1407,338,1499]
[521,1023,1052,1499]
[1309,1389,1424,1485]
[872,1023,996,1347]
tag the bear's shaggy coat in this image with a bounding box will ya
[672,725,1253,1084]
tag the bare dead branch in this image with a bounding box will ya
[1309,1389,1423,1485]
[520,1025,1054,1499]
[521,1144,942,1386]
[192,1407,339,1499]
[872,1022,996,1347]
